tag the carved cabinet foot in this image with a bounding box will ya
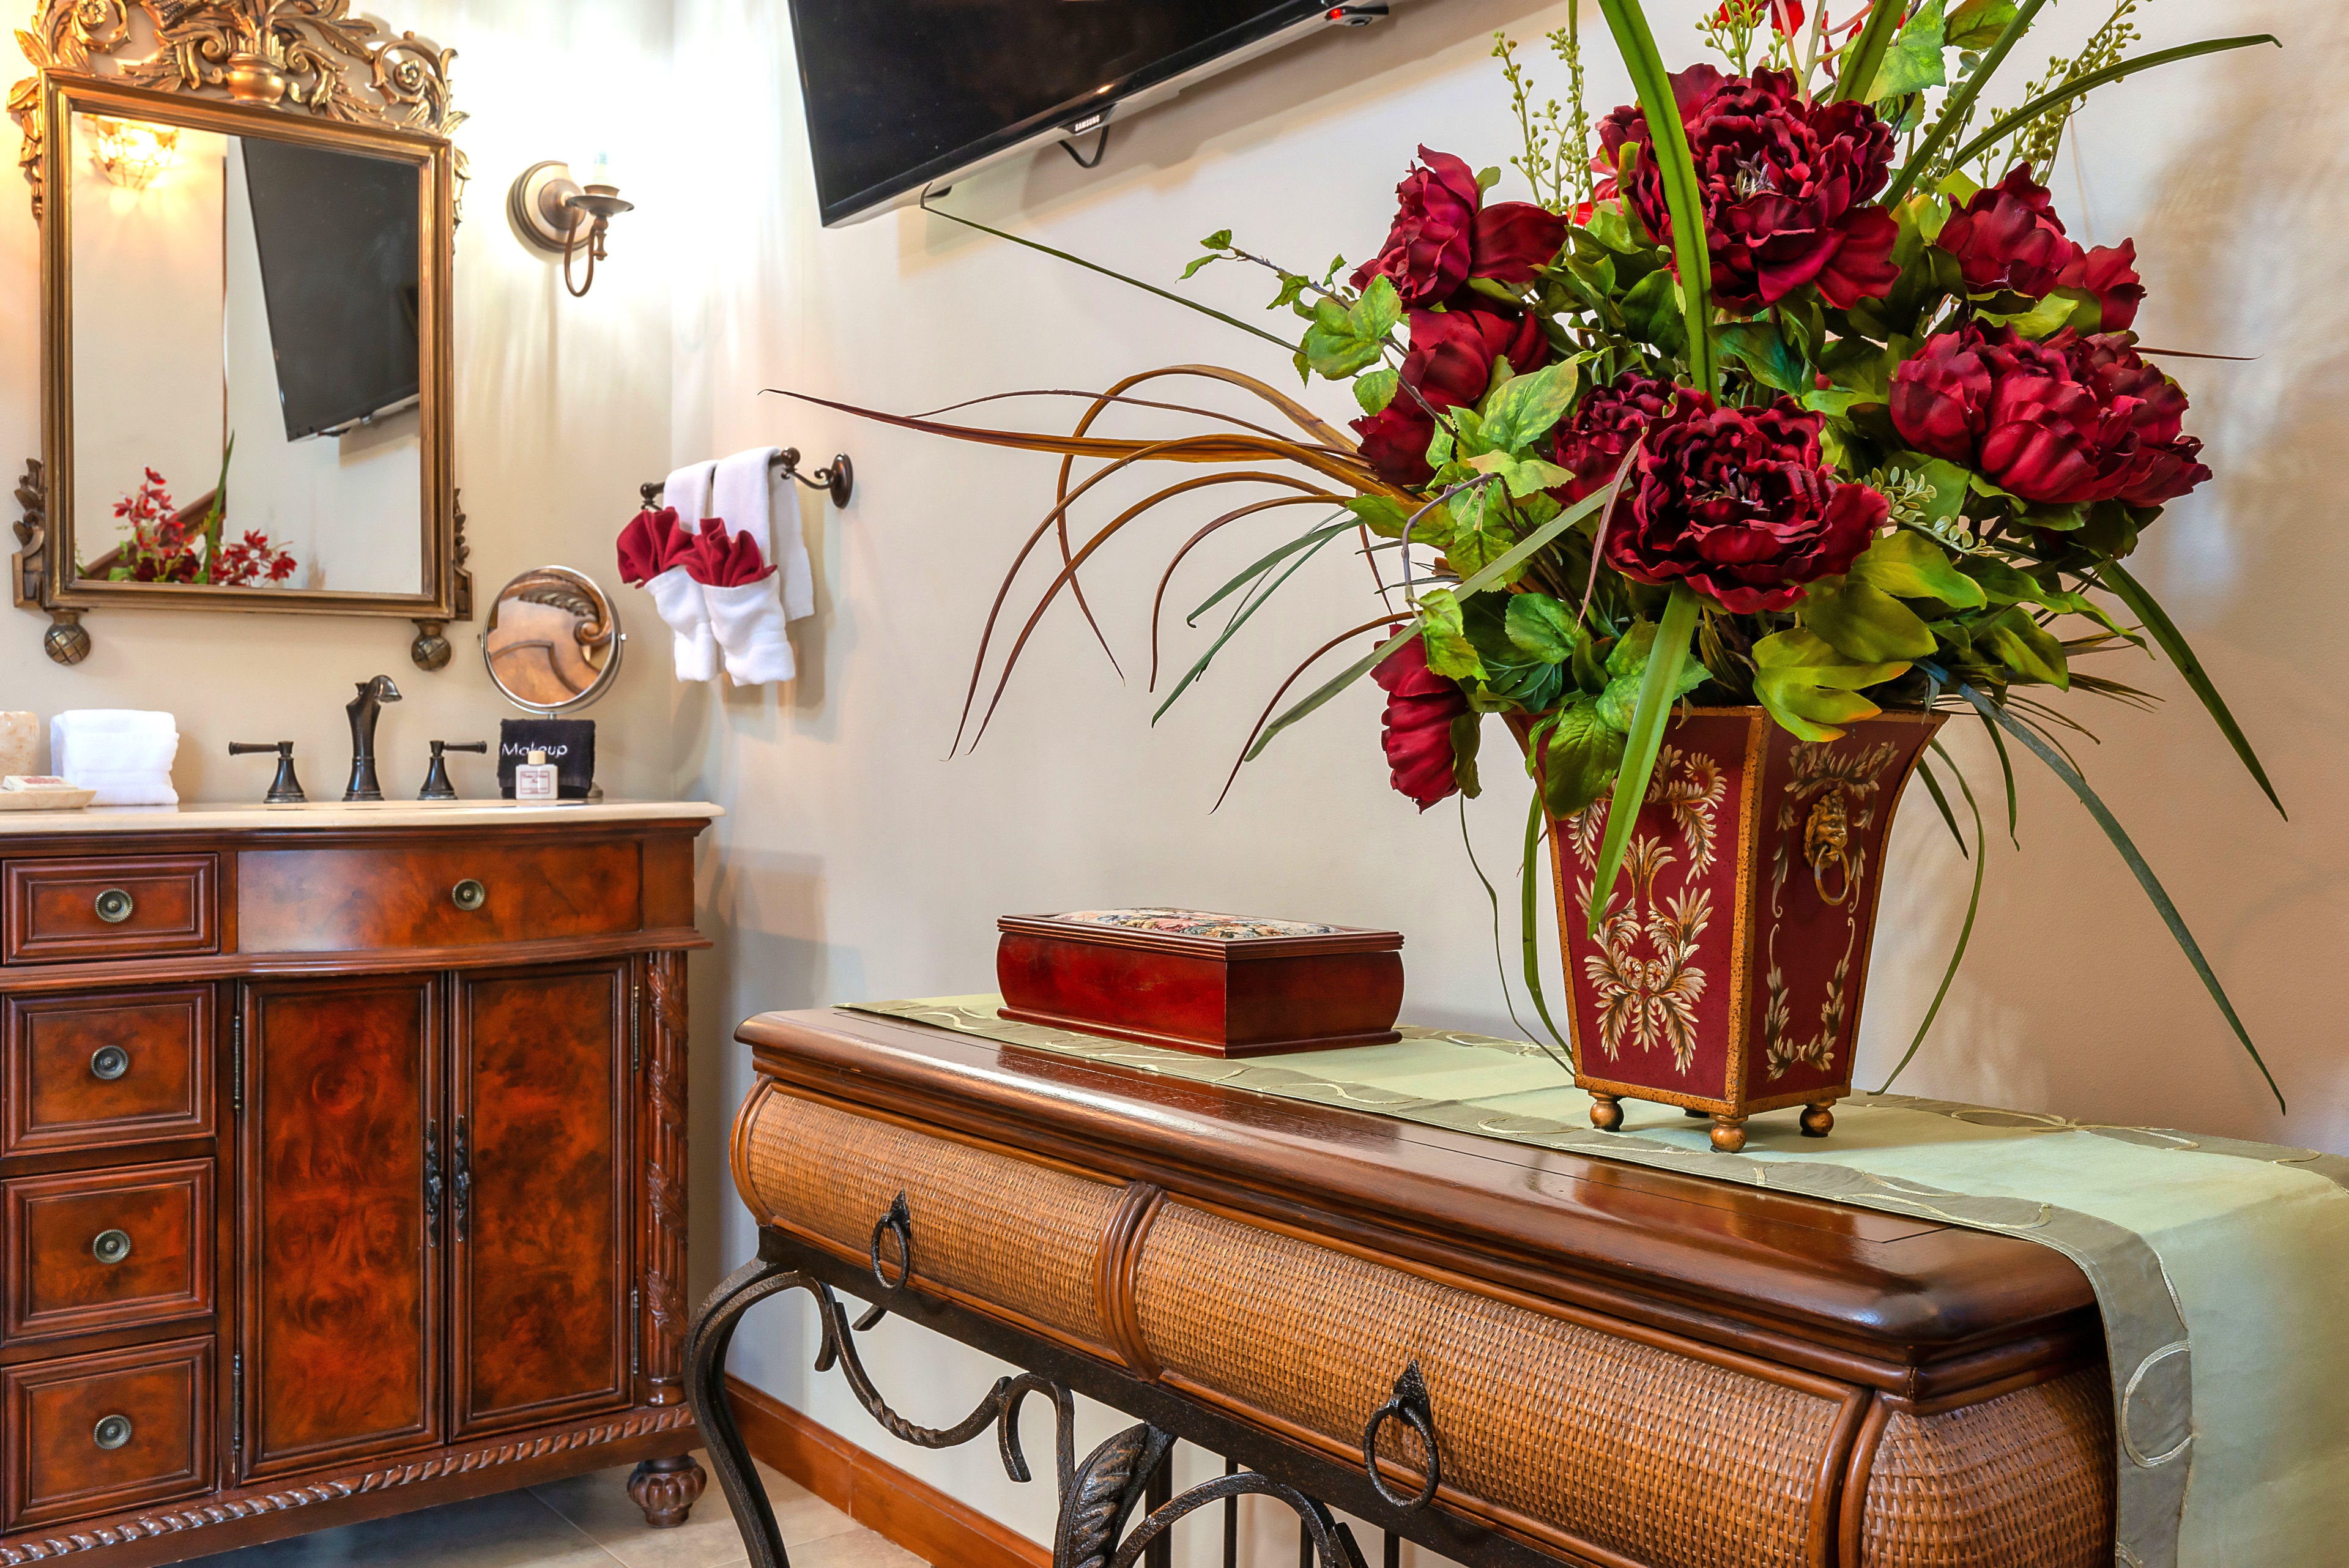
[627,1454,708,1528]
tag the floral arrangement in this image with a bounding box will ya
[791,0,2284,1104]
[102,444,298,588]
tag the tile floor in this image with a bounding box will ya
[182,1452,926,1568]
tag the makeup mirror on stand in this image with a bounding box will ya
[481,566,623,713]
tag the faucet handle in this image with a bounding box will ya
[419,740,489,802]
[228,742,306,805]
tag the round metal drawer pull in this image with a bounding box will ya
[93,1414,133,1451]
[90,1045,130,1081]
[451,879,487,912]
[92,1228,132,1266]
[93,888,135,924]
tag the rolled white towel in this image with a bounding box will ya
[705,578,794,686]
[646,564,718,682]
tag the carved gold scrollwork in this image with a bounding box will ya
[9,0,464,219]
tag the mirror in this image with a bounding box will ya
[482,567,625,713]
[12,10,462,670]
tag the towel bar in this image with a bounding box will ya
[641,448,852,511]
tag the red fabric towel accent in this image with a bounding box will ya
[683,516,777,587]
[617,506,696,585]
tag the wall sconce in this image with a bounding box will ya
[508,159,635,298]
[86,116,180,190]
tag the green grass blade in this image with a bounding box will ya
[1943,36,2280,176]
[1883,0,2054,205]
[1521,786,1578,1060]
[1957,683,2284,1112]
[1187,519,1354,625]
[1979,705,2021,849]
[1915,755,1970,858]
[1876,743,1984,1091]
[1832,0,1909,103]
[2101,560,2285,819]
[1595,0,1716,396]
[1585,586,1699,936]
[1155,526,1346,724]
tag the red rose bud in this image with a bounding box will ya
[1469,200,1568,286]
[1936,165,2080,299]
[1597,67,1898,313]
[1551,370,1677,502]
[1889,321,2002,465]
[1372,634,1469,811]
[1349,305,1552,487]
[1606,391,1885,613]
[1350,147,1480,309]
[2057,239,2145,332]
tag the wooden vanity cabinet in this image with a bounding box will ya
[0,806,717,1568]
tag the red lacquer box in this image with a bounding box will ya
[996,908,1405,1058]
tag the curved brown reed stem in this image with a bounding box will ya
[1148,494,1341,691]
[1212,617,1401,812]
[916,390,1302,446]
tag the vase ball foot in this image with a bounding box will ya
[1589,1093,1624,1132]
[627,1454,707,1528]
[1710,1115,1748,1154]
[1800,1101,1836,1139]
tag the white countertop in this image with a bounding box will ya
[0,799,724,834]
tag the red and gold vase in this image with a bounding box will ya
[1544,708,1943,1151]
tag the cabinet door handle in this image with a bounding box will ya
[453,1117,470,1243]
[93,888,135,924]
[451,879,487,912]
[92,1228,132,1266]
[89,1045,130,1081]
[423,1121,443,1249]
[94,1414,133,1451]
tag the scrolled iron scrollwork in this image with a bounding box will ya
[1359,1361,1441,1512]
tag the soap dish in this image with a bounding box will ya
[0,776,96,812]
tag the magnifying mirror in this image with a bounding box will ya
[481,566,624,712]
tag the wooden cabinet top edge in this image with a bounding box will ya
[0,817,718,860]
[0,927,710,992]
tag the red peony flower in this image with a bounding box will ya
[1350,147,1567,309]
[1372,633,1469,811]
[1605,390,1886,612]
[1891,324,2208,507]
[1936,165,2079,298]
[1349,304,1551,487]
[1550,370,1677,502]
[2058,239,2145,332]
[1596,66,1899,313]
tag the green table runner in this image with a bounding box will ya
[846,997,2349,1568]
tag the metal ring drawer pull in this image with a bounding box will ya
[92,1228,132,1266]
[451,879,487,912]
[90,1045,130,1081]
[93,1414,133,1451]
[94,888,135,924]
[869,1192,913,1291]
[1360,1361,1441,1512]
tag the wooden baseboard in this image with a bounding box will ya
[722,1374,1049,1568]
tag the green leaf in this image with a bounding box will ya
[1910,458,1972,525]
[1475,165,1502,192]
[1353,273,1402,340]
[1198,229,1233,250]
[1943,35,2284,179]
[1595,619,1707,731]
[1540,698,1627,818]
[1180,253,1223,281]
[1467,450,1576,499]
[1619,269,1688,356]
[1871,0,1948,100]
[1802,576,1938,661]
[2102,560,2284,817]
[1445,483,1521,580]
[1521,786,1577,1057]
[1882,0,2054,206]
[1157,522,1350,723]
[1345,495,1412,540]
[1594,0,1716,396]
[1854,530,1986,608]
[1975,289,2095,339]
[1955,682,2284,1113]
[1186,518,1354,625]
[1874,744,1986,1091]
[1504,593,1580,665]
[1716,320,1811,395]
[1302,298,1384,380]
[1750,629,1909,741]
[1354,368,1400,416]
[1419,588,1486,682]
[1832,0,1911,103]
[1479,361,1582,452]
[1944,0,2016,50]
[1914,752,1969,856]
[1451,711,1484,800]
[1584,587,1701,935]
[1981,605,2068,688]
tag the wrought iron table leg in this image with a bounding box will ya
[687,1250,806,1568]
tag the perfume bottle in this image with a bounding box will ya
[514,749,558,801]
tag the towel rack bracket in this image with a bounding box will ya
[641,449,853,514]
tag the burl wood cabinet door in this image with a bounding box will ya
[239,977,441,1481]
[450,962,631,1438]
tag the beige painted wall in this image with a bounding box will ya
[666,0,2348,1561]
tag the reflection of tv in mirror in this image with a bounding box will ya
[237,139,419,441]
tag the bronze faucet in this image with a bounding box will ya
[343,675,403,801]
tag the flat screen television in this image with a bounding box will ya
[789,1,1401,226]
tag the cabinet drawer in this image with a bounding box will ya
[6,1160,213,1342]
[237,842,640,953]
[2,856,219,965]
[3,987,213,1158]
[2,1337,212,1532]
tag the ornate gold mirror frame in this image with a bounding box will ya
[7,0,468,669]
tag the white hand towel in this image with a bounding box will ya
[704,578,795,685]
[710,447,817,622]
[52,711,179,806]
[653,461,720,682]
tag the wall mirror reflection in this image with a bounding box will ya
[12,10,462,670]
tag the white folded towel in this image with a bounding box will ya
[52,710,179,806]
[705,447,815,686]
[655,462,719,682]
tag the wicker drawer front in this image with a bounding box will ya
[1133,1202,1846,1568]
[1858,1369,2113,1568]
[737,1089,1120,1353]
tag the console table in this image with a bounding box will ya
[0,801,718,1567]
[698,1006,2112,1568]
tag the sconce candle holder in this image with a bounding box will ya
[508,159,634,297]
